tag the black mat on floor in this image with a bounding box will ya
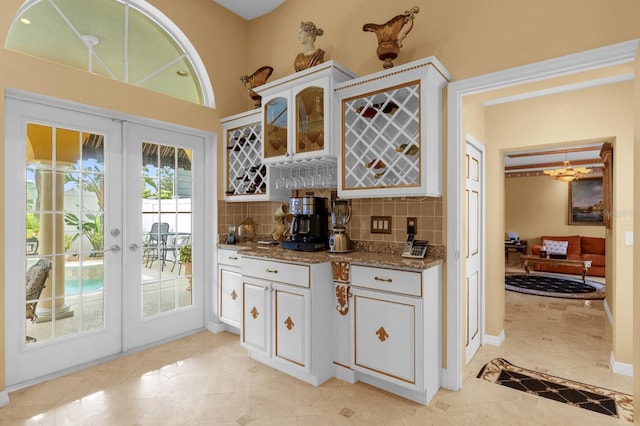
[505,274,604,300]
[478,358,633,422]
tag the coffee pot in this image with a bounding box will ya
[282,196,329,251]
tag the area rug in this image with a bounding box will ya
[505,273,605,300]
[477,358,633,422]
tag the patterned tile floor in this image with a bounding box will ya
[2,268,633,425]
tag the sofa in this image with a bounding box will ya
[531,235,605,277]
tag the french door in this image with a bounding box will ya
[123,123,204,350]
[5,95,205,387]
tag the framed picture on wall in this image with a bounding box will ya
[569,177,605,226]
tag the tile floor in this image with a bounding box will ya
[3,270,633,425]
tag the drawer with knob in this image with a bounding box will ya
[218,248,242,267]
[350,264,422,296]
[241,256,310,288]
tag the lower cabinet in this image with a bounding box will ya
[352,289,420,386]
[350,263,442,405]
[218,248,243,331]
[240,256,333,386]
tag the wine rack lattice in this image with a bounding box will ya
[342,82,421,189]
[226,122,267,195]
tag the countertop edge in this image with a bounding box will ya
[217,243,444,271]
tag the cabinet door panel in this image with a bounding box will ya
[353,293,416,384]
[242,280,270,354]
[219,267,242,328]
[274,288,307,367]
[263,97,288,159]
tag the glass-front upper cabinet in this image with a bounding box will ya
[334,57,450,198]
[257,61,357,164]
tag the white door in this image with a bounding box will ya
[123,123,204,350]
[4,98,123,386]
[465,137,484,364]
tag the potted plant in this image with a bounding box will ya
[179,244,192,291]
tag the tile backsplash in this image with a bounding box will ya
[218,191,443,245]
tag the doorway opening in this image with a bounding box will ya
[445,39,638,391]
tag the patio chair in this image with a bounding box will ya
[164,233,191,273]
[26,258,52,342]
[142,222,170,268]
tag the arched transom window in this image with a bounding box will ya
[6,0,214,107]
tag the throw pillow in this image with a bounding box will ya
[543,239,568,255]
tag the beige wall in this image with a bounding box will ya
[485,82,634,365]
[505,175,606,245]
[1,0,639,397]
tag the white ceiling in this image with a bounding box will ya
[213,0,286,20]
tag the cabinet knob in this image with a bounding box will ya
[374,276,393,283]
[229,256,238,260]
[266,268,278,273]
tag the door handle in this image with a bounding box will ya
[129,243,141,251]
[107,244,121,252]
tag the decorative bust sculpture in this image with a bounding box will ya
[294,21,326,72]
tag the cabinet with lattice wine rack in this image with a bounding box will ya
[221,109,287,202]
[334,57,450,198]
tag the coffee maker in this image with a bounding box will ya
[282,196,329,251]
[329,199,351,252]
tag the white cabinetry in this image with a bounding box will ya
[255,61,356,165]
[240,256,333,385]
[217,248,243,330]
[350,263,441,405]
[334,57,449,198]
[221,109,288,202]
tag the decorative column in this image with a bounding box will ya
[27,124,78,322]
[34,169,74,322]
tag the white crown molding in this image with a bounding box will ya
[484,73,634,106]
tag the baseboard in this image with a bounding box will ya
[356,372,430,405]
[206,320,227,334]
[610,352,634,377]
[333,362,356,383]
[483,329,505,346]
[0,391,9,407]
[604,298,613,326]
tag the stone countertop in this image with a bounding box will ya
[217,242,443,272]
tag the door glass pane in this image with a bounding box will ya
[264,97,288,159]
[25,124,105,344]
[296,86,324,154]
[141,143,193,318]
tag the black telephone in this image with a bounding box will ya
[401,234,428,258]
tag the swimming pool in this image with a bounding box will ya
[64,278,104,295]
